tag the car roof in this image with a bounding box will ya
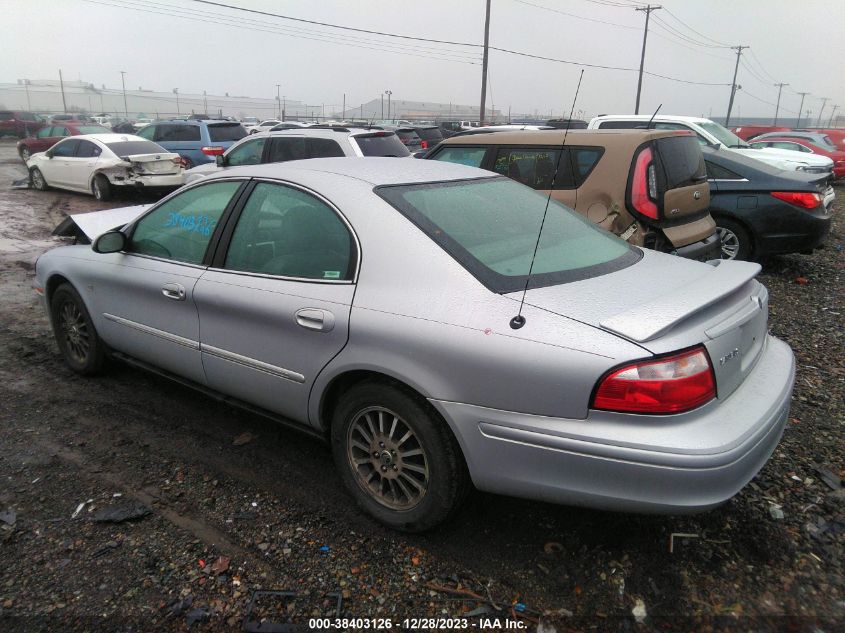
[592,114,711,124]
[440,128,691,146]
[205,156,493,185]
[755,132,827,141]
[66,133,149,143]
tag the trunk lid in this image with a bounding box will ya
[123,152,182,174]
[513,250,769,400]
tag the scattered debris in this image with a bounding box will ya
[769,504,785,520]
[795,276,809,285]
[92,501,151,523]
[185,607,209,627]
[0,509,16,526]
[91,540,121,559]
[543,542,563,554]
[319,545,330,553]
[71,499,94,519]
[10,177,30,190]
[815,466,842,491]
[233,431,257,446]
[669,533,700,553]
[210,555,230,575]
[632,598,648,624]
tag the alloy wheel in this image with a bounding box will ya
[59,300,90,363]
[717,226,740,260]
[31,169,45,190]
[346,406,430,511]
[20,148,30,161]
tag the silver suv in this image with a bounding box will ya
[184,126,411,183]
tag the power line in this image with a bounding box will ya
[661,7,731,47]
[512,0,638,30]
[650,14,728,49]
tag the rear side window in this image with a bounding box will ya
[415,128,444,143]
[572,148,603,183]
[208,123,247,142]
[75,140,101,158]
[492,148,574,190]
[37,127,55,138]
[705,161,742,180]
[430,146,487,167]
[157,125,201,142]
[224,183,353,280]
[129,181,241,264]
[353,133,410,157]
[227,138,266,166]
[655,136,706,189]
[267,137,309,162]
[136,126,156,140]
[307,138,345,158]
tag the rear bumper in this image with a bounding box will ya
[431,335,795,513]
[116,174,184,190]
[669,231,721,261]
[755,207,832,256]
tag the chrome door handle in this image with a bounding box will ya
[295,308,335,332]
[161,283,186,301]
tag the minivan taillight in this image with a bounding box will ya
[631,147,659,220]
[770,191,822,209]
[201,146,225,156]
[592,346,716,414]
[421,140,429,149]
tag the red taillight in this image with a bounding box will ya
[770,191,822,209]
[171,156,182,166]
[592,346,716,414]
[201,146,225,156]
[421,140,429,149]
[631,147,659,220]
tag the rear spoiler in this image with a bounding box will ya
[600,260,761,342]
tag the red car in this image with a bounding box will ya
[750,133,845,179]
[0,110,45,139]
[731,124,789,141]
[795,128,845,151]
[16,121,110,162]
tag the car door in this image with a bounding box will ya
[85,180,247,384]
[65,139,102,190]
[41,138,80,187]
[193,180,357,423]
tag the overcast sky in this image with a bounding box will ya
[5,0,844,120]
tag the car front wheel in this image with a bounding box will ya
[716,218,752,261]
[50,283,106,375]
[30,167,48,191]
[331,381,470,532]
[19,146,31,162]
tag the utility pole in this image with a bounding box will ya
[634,4,660,114]
[796,92,810,126]
[829,104,839,127]
[385,90,392,121]
[119,71,128,117]
[724,45,748,126]
[173,88,180,115]
[276,84,281,118]
[342,93,345,120]
[282,96,286,121]
[381,94,384,119]
[203,90,208,115]
[24,80,31,111]
[479,0,491,125]
[816,97,830,126]
[773,82,788,126]
[58,69,68,114]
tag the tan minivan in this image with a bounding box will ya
[425,129,719,260]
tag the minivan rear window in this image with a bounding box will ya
[656,136,706,189]
[377,177,639,293]
[353,133,411,157]
[208,123,248,142]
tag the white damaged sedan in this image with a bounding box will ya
[28,134,184,201]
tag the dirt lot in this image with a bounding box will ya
[0,138,843,632]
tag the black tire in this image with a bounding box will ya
[92,174,112,201]
[30,167,48,191]
[715,218,753,261]
[331,380,470,532]
[19,146,31,162]
[50,283,106,375]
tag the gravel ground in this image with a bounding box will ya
[0,138,842,632]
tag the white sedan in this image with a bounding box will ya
[27,134,184,201]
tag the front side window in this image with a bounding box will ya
[128,181,242,264]
[224,182,354,280]
[430,146,487,167]
[377,177,638,293]
[227,138,266,166]
[136,125,156,140]
[492,148,573,190]
[56,127,70,137]
[51,139,79,157]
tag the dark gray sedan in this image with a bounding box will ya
[35,159,795,531]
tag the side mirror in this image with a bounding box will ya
[216,154,226,167]
[44,150,53,159]
[92,230,126,254]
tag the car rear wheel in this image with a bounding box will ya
[50,283,106,375]
[331,381,470,532]
[716,219,752,261]
[92,174,112,201]
[19,146,31,162]
[30,167,48,191]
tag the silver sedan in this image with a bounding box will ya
[35,158,795,531]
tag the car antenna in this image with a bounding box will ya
[646,103,662,129]
[510,69,584,330]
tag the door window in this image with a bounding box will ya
[136,125,156,140]
[75,140,102,158]
[493,148,574,189]
[307,138,345,158]
[224,183,354,280]
[128,181,242,264]
[227,138,266,166]
[37,127,55,138]
[267,137,308,162]
[429,146,487,167]
[51,139,80,157]
[55,127,70,137]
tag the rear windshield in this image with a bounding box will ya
[208,123,247,142]
[415,127,444,142]
[396,130,421,142]
[353,133,411,157]
[77,126,110,134]
[656,136,706,189]
[377,177,639,293]
[106,140,168,156]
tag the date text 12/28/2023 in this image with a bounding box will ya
[307,617,528,629]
